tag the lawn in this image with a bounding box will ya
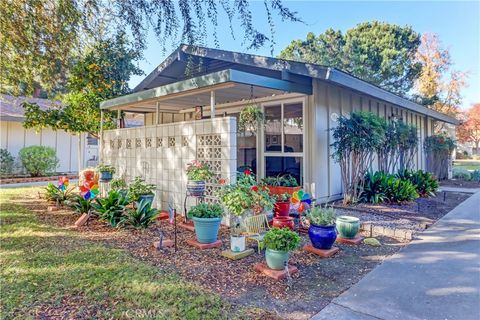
[0,188,241,319]
[453,160,480,171]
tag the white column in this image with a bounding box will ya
[117,110,121,128]
[156,101,160,125]
[100,111,104,163]
[210,90,215,119]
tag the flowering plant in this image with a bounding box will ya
[186,160,213,181]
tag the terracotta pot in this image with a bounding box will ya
[267,185,302,196]
[272,216,295,230]
[274,200,290,217]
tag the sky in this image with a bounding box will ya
[128,1,480,110]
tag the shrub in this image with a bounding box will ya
[18,146,59,176]
[188,202,224,219]
[471,170,480,182]
[128,177,156,201]
[396,169,439,197]
[359,171,389,204]
[307,205,337,226]
[111,178,127,190]
[44,182,74,204]
[92,190,131,227]
[261,227,301,252]
[384,179,419,203]
[453,170,471,181]
[66,195,93,215]
[0,148,14,175]
[119,199,159,229]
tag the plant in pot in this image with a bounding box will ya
[238,105,264,135]
[307,205,337,250]
[274,193,291,217]
[128,176,156,206]
[187,202,224,244]
[186,160,212,197]
[98,164,116,182]
[262,174,301,196]
[260,227,301,270]
[111,177,128,197]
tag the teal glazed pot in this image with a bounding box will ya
[265,248,289,270]
[192,216,222,244]
[137,194,154,207]
[100,171,113,182]
[336,216,360,239]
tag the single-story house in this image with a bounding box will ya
[99,45,458,212]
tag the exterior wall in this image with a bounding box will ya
[309,79,435,202]
[0,120,80,173]
[101,117,237,214]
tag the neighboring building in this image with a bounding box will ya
[0,94,99,173]
[99,45,458,211]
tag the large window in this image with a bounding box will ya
[263,101,304,184]
[233,113,257,174]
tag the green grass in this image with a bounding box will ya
[453,160,480,171]
[0,188,239,319]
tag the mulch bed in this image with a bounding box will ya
[18,194,404,320]
[440,180,480,189]
[0,174,78,185]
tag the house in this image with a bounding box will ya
[99,45,458,211]
[0,94,98,173]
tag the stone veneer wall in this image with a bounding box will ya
[101,117,237,214]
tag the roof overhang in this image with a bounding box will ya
[101,69,312,112]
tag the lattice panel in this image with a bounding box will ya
[135,138,142,148]
[117,138,122,149]
[145,137,152,148]
[156,137,164,147]
[168,137,176,147]
[126,139,132,149]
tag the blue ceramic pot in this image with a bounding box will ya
[192,216,222,244]
[137,194,154,207]
[187,180,206,197]
[308,223,337,250]
[265,248,289,270]
[100,171,113,182]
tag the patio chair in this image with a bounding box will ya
[243,214,270,253]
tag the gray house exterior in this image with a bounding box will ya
[100,45,458,211]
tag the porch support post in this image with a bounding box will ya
[117,110,121,128]
[210,90,215,118]
[156,101,160,125]
[100,110,104,163]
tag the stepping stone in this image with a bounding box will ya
[304,245,339,257]
[74,213,89,227]
[336,235,364,245]
[47,206,59,212]
[254,262,298,280]
[221,249,254,260]
[153,239,174,249]
[179,221,195,232]
[187,239,222,250]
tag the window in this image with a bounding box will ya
[233,113,257,174]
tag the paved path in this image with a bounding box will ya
[438,186,480,194]
[313,191,480,320]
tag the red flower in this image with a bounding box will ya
[251,186,258,192]
[218,178,226,185]
[244,169,251,176]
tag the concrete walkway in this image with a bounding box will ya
[438,186,480,194]
[313,191,480,320]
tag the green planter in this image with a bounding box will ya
[265,248,289,270]
[192,216,222,244]
[336,216,360,239]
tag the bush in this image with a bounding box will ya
[360,171,418,203]
[396,169,439,197]
[471,170,480,182]
[188,202,224,219]
[261,227,301,252]
[119,199,159,229]
[44,183,74,204]
[0,149,14,176]
[453,170,471,181]
[92,190,131,227]
[385,179,419,203]
[19,146,59,176]
[66,195,93,215]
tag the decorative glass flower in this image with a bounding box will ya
[291,190,312,213]
[80,180,99,200]
[58,176,69,192]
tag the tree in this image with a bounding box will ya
[23,32,143,138]
[279,21,421,96]
[1,0,301,95]
[413,33,467,131]
[457,104,480,152]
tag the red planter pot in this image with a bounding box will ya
[272,216,295,230]
[267,186,302,196]
[274,200,291,217]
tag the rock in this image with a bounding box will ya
[364,238,381,247]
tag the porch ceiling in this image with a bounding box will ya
[100,69,312,113]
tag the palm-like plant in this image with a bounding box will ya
[66,195,93,215]
[92,190,131,227]
[119,199,159,229]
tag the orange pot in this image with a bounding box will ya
[267,186,301,196]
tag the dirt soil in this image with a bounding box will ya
[440,179,480,189]
[23,191,470,319]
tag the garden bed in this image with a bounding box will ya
[439,179,480,189]
[0,173,78,185]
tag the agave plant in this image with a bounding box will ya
[359,171,388,204]
[119,199,159,229]
[66,195,93,215]
[44,183,74,204]
[92,190,131,227]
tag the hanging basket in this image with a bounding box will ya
[187,180,206,197]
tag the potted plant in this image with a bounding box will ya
[188,202,224,244]
[272,216,295,230]
[238,105,264,134]
[230,219,246,252]
[128,176,156,206]
[262,174,301,196]
[336,216,360,239]
[274,193,291,217]
[307,205,337,250]
[260,227,301,270]
[111,177,128,197]
[98,164,116,182]
[186,160,212,197]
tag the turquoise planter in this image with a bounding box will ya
[336,216,360,239]
[265,248,289,270]
[192,217,222,244]
[137,194,154,207]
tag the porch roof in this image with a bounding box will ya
[100,69,311,113]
